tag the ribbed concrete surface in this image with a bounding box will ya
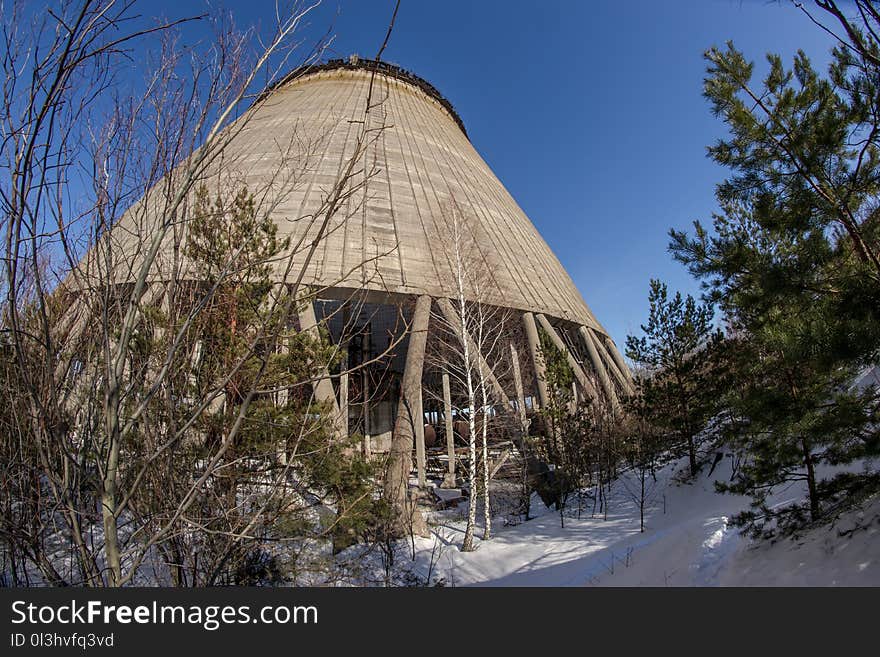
[230,67,605,332]
[104,64,608,335]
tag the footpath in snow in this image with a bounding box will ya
[406,455,880,586]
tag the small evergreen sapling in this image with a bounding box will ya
[626,280,722,478]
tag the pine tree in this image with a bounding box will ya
[625,280,721,478]
[126,184,382,583]
[535,328,576,526]
[669,32,880,532]
[531,328,606,527]
[620,389,664,533]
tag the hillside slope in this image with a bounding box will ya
[409,455,880,586]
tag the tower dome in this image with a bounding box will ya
[249,58,604,331]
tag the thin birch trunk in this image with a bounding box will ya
[479,375,491,540]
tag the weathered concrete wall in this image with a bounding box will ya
[111,65,610,334]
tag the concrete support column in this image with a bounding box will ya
[600,335,636,394]
[340,369,349,439]
[297,298,342,437]
[578,325,619,408]
[594,336,630,395]
[509,343,529,434]
[441,371,456,488]
[437,298,511,408]
[359,326,373,457]
[385,295,432,509]
[535,313,598,401]
[277,343,290,408]
[270,283,289,409]
[414,388,427,489]
[362,364,371,459]
[522,312,549,410]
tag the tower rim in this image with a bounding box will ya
[259,56,468,138]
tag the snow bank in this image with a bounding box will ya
[406,454,879,586]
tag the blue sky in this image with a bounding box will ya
[141,0,839,347]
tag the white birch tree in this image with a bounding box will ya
[430,201,510,551]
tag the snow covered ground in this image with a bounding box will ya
[403,455,880,586]
[10,451,877,586]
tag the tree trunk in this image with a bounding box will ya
[384,295,431,534]
[480,381,491,541]
[801,437,820,521]
[441,372,456,488]
[461,381,478,551]
[102,388,122,587]
[640,469,645,532]
[687,434,697,478]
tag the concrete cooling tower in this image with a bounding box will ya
[100,56,634,486]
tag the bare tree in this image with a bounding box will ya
[0,0,404,586]
[620,378,663,533]
[798,1,880,71]
[428,201,511,550]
